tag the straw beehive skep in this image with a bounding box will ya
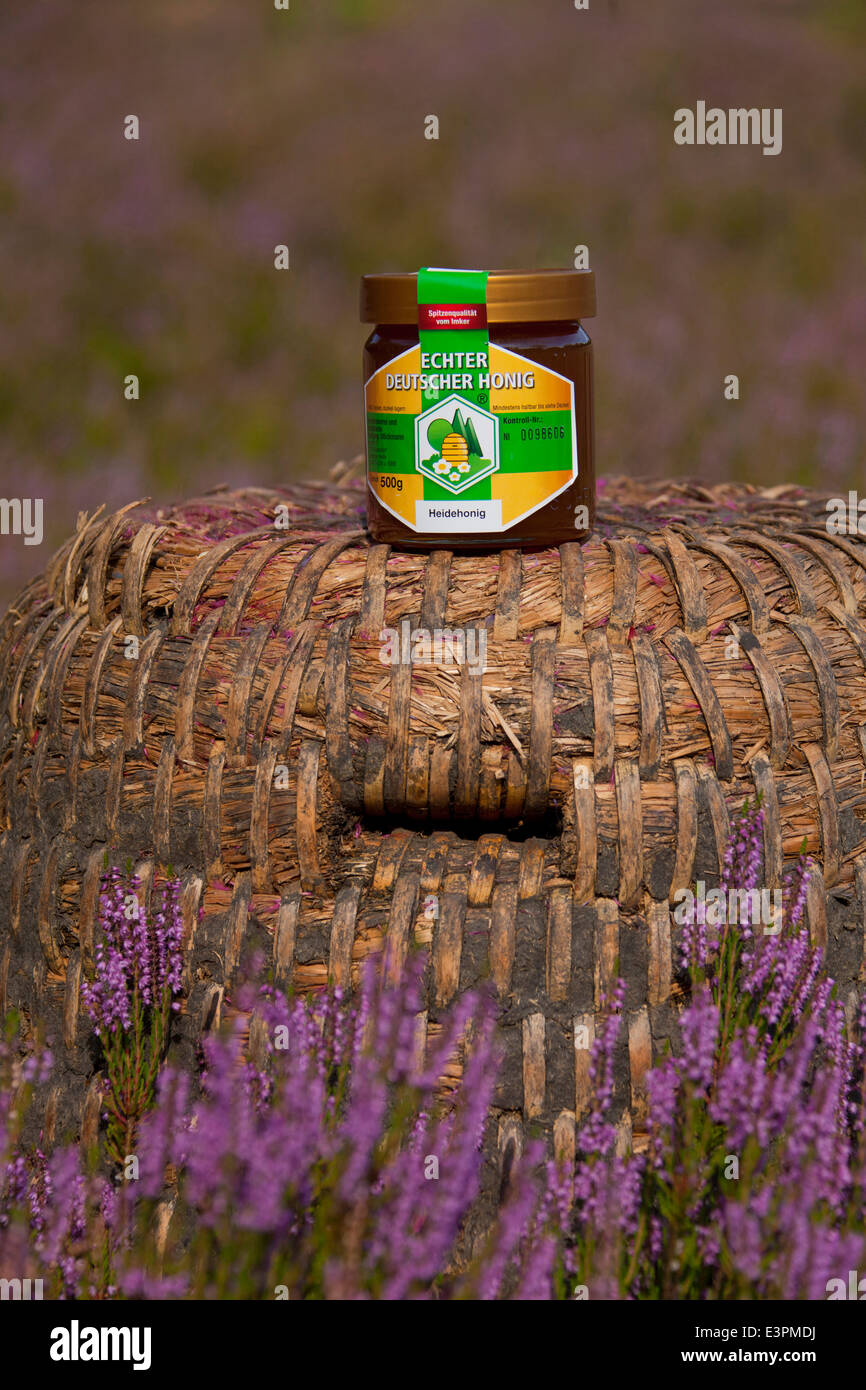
[1,466,865,1170]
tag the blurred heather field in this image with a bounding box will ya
[0,0,864,603]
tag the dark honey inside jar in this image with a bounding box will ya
[361,268,596,549]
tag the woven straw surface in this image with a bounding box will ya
[2,466,866,1163]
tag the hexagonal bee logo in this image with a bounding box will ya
[415,395,499,494]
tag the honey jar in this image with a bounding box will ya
[361,267,596,548]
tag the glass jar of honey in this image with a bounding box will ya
[360,267,596,548]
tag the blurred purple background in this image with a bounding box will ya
[0,0,864,601]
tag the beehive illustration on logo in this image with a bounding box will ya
[415,394,499,492]
[440,431,469,468]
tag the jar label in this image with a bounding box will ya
[365,267,578,533]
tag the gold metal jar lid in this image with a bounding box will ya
[360,268,596,324]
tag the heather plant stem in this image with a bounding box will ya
[623,1208,647,1287]
[103,983,172,1168]
[662,1087,723,1297]
[100,1230,112,1299]
[213,1224,239,1298]
[191,1226,216,1299]
[307,1151,346,1299]
[715,912,743,1073]
[765,984,811,1067]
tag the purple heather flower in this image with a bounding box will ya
[679,987,718,1091]
[6,785,866,1303]
[82,868,184,1038]
[118,1269,189,1299]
